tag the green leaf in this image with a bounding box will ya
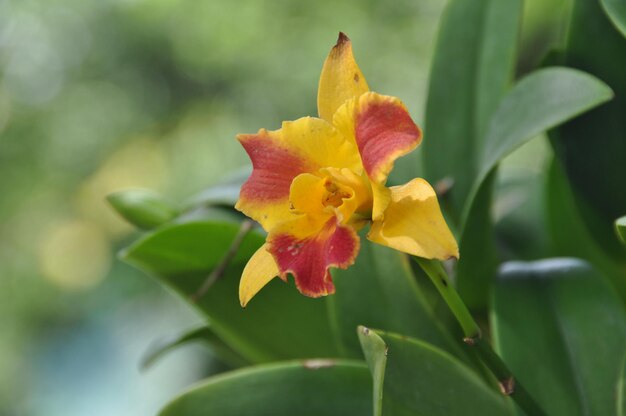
[457,68,613,307]
[358,328,387,416]
[184,167,250,210]
[601,0,626,38]
[493,168,551,261]
[475,67,613,205]
[174,206,242,225]
[456,171,498,309]
[358,327,514,416]
[551,0,626,260]
[618,353,626,416]
[122,221,338,363]
[328,239,468,361]
[159,360,372,416]
[617,216,626,245]
[492,258,626,416]
[107,189,178,230]
[140,326,249,371]
[423,0,522,220]
[546,158,626,301]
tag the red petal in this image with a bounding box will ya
[239,130,315,203]
[268,218,360,297]
[354,93,422,184]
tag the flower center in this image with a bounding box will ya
[288,167,374,226]
[323,180,352,208]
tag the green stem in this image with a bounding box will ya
[414,257,547,416]
[415,257,481,340]
[191,219,255,301]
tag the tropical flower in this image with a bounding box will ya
[236,33,458,306]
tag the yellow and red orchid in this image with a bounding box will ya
[236,33,458,306]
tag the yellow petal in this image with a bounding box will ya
[317,33,369,122]
[239,244,279,307]
[281,117,362,174]
[368,178,459,260]
[371,181,391,221]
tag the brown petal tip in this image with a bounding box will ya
[335,32,350,49]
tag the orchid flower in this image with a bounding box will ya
[236,33,458,306]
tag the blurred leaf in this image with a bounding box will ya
[617,216,626,244]
[619,353,626,416]
[174,206,242,225]
[552,0,626,260]
[457,68,612,308]
[601,0,626,38]
[184,167,251,210]
[492,258,626,416]
[159,360,372,416]
[494,169,551,261]
[474,67,613,207]
[456,172,498,309]
[107,189,178,230]
[328,239,467,361]
[358,327,513,416]
[546,158,626,300]
[141,326,249,371]
[122,221,338,362]
[423,0,522,221]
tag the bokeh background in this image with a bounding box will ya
[0,0,565,414]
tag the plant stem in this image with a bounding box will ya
[191,220,255,301]
[414,257,547,416]
[416,258,481,340]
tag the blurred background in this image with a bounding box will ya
[0,0,565,414]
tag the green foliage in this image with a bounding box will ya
[423,0,522,220]
[183,168,251,210]
[456,173,498,309]
[459,67,612,306]
[328,239,467,361]
[160,360,373,416]
[425,0,613,309]
[107,189,178,230]
[617,216,626,245]
[140,326,249,371]
[601,0,626,38]
[358,328,514,416]
[620,355,626,416]
[475,67,613,200]
[551,0,626,261]
[546,158,626,299]
[122,221,339,362]
[493,258,626,415]
[422,0,522,311]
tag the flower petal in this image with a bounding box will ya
[268,217,360,297]
[239,243,280,307]
[371,182,391,222]
[281,118,362,174]
[334,92,422,185]
[368,178,459,260]
[317,32,369,122]
[236,117,361,231]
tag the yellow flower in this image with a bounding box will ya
[236,33,458,306]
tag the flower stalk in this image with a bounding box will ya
[192,220,255,302]
[414,257,547,416]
